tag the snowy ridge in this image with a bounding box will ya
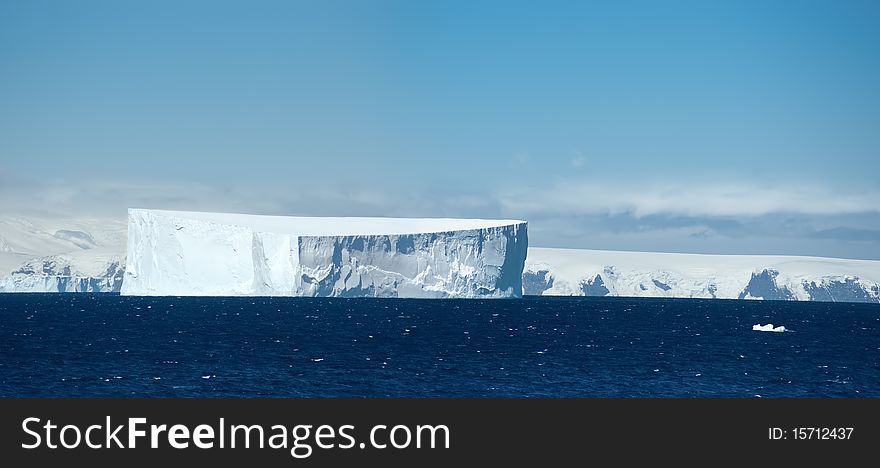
[0,216,126,258]
[121,209,528,298]
[524,248,880,303]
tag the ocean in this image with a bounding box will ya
[1,294,877,397]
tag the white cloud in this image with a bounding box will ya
[3,173,878,228]
[2,173,878,259]
[0,175,500,221]
[496,180,880,218]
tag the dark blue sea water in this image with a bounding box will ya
[1,294,877,397]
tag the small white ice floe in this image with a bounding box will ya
[752,323,788,333]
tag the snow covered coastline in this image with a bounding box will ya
[0,216,126,293]
[524,247,880,303]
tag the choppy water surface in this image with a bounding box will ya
[1,294,877,397]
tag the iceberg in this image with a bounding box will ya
[752,323,788,333]
[120,209,528,298]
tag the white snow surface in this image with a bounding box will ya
[525,247,880,302]
[142,209,525,236]
[0,216,127,258]
[121,209,528,298]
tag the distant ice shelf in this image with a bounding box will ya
[0,248,124,293]
[524,247,880,303]
[120,209,528,298]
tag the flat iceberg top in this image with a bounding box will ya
[131,209,525,236]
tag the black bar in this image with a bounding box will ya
[1,398,875,466]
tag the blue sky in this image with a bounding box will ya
[1,1,878,259]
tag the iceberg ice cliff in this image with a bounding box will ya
[121,209,528,298]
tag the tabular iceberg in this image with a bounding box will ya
[121,209,528,298]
